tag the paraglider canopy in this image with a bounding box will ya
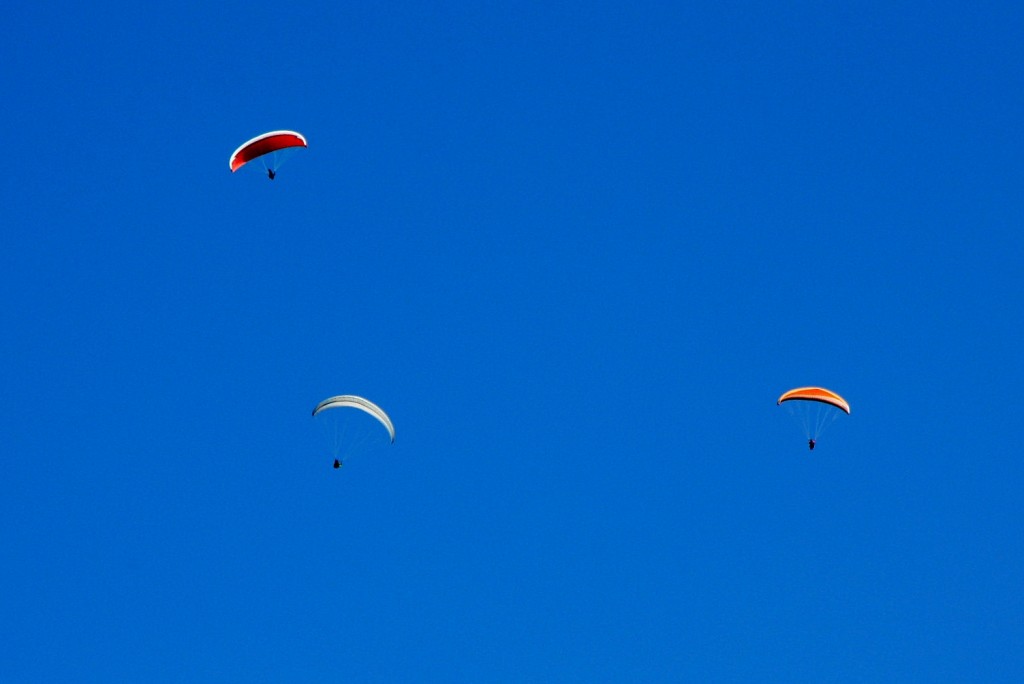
[312,395,395,443]
[777,387,850,414]
[229,130,307,172]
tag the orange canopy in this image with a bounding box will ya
[777,387,850,414]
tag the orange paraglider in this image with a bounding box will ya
[777,387,849,449]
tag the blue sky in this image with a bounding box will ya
[2,1,1023,680]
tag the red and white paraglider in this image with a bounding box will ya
[229,130,307,180]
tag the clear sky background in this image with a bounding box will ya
[2,1,1023,681]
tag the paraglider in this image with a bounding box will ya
[313,395,395,469]
[229,130,307,179]
[777,387,849,450]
